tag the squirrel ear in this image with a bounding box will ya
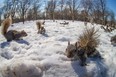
[75,42,77,47]
[75,42,79,48]
[68,41,70,45]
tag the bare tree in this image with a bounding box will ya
[81,0,93,22]
[59,0,65,20]
[2,0,18,23]
[32,0,41,20]
[52,0,57,22]
[106,10,116,29]
[17,0,32,23]
[46,0,57,22]
[2,0,12,18]
[99,0,106,25]
[66,0,80,22]
[109,11,115,28]
[91,0,107,25]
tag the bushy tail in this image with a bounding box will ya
[36,21,41,29]
[78,27,100,48]
[1,16,12,36]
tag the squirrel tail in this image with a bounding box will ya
[1,15,12,36]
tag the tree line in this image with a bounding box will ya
[0,0,116,29]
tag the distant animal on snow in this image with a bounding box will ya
[60,21,69,25]
[36,21,46,34]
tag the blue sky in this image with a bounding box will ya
[107,0,116,17]
[0,0,3,4]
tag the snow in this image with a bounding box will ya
[0,20,116,77]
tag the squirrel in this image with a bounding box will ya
[36,21,45,34]
[1,15,27,42]
[65,27,101,66]
[65,41,87,66]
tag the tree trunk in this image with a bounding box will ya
[22,11,25,24]
[23,15,24,24]
[52,11,55,22]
